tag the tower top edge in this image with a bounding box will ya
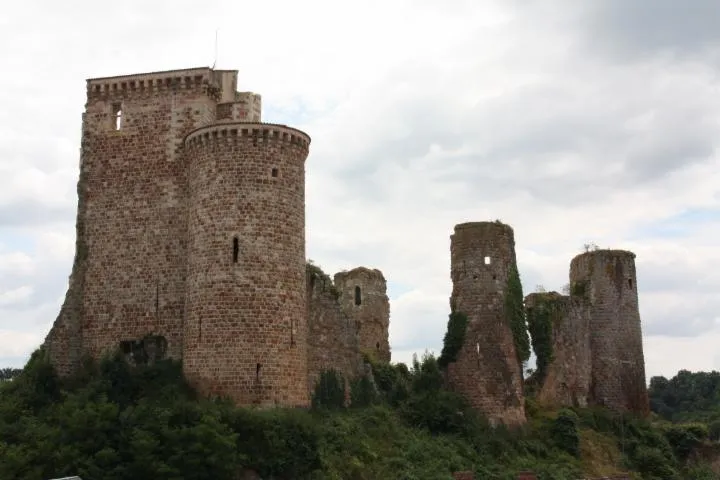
[87,66,232,83]
[571,249,637,263]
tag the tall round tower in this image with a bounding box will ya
[447,222,526,426]
[334,267,391,363]
[183,123,310,407]
[569,249,649,415]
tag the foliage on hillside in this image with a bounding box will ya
[1,349,719,479]
[649,369,720,426]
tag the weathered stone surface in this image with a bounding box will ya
[306,264,364,395]
[44,66,313,407]
[43,66,390,407]
[446,221,526,427]
[334,267,391,363]
[525,292,591,408]
[570,250,649,416]
[183,123,310,407]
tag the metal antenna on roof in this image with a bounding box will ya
[212,29,219,69]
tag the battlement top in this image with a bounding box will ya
[184,122,311,149]
[86,67,239,102]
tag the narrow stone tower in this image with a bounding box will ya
[183,124,310,407]
[569,249,649,415]
[334,267,391,363]
[446,222,526,426]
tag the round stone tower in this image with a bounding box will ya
[183,123,311,407]
[569,249,649,415]
[334,267,391,363]
[447,221,526,426]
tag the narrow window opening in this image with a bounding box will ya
[155,282,159,317]
[628,279,633,289]
[112,103,123,130]
[198,318,202,341]
[376,342,380,350]
[476,343,480,355]
[354,286,362,306]
[271,167,278,178]
[232,237,239,263]
[256,363,261,382]
[484,256,491,265]
[492,274,497,280]
[290,318,296,345]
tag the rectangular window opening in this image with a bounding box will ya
[484,256,491,265]
[271,167,278,178]
[112,103,123,130]
[232,237,239,263]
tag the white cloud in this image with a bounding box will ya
[1,0,719,382]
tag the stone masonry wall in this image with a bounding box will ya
[570,250,649,415]
[525,292,591,408]
[45,68,227,373]
[306,264,363,395]
[446,221,526,427]
[334,267,391,363]
[183,124,310,407]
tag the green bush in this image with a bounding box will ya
[311,369,346,411]
[351,374,379,408]
[551,409,580,457]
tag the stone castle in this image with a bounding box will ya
[44,66,648,423]
[43,66,389,407]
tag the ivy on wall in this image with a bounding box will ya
[526,295,563,382]
[438,312,469,369]
[505,264,530,366]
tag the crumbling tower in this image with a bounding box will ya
[334,267,391,363]
[569,250,649,415]
[446,222,526,426]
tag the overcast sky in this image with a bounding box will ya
[1,0,719,380]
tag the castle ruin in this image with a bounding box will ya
[43,67,390,407]
[524,250,649,415]
[42,65,648,421]
[444,221,649,424]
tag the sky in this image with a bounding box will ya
[1,0,719,381]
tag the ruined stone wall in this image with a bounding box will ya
[306,264,363,395]
[334,267,391,363]
[446,221,526,426]
[525,292,591,408]
[183,123,310,407]
[570,250,649,415]
[45,68,227,374]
